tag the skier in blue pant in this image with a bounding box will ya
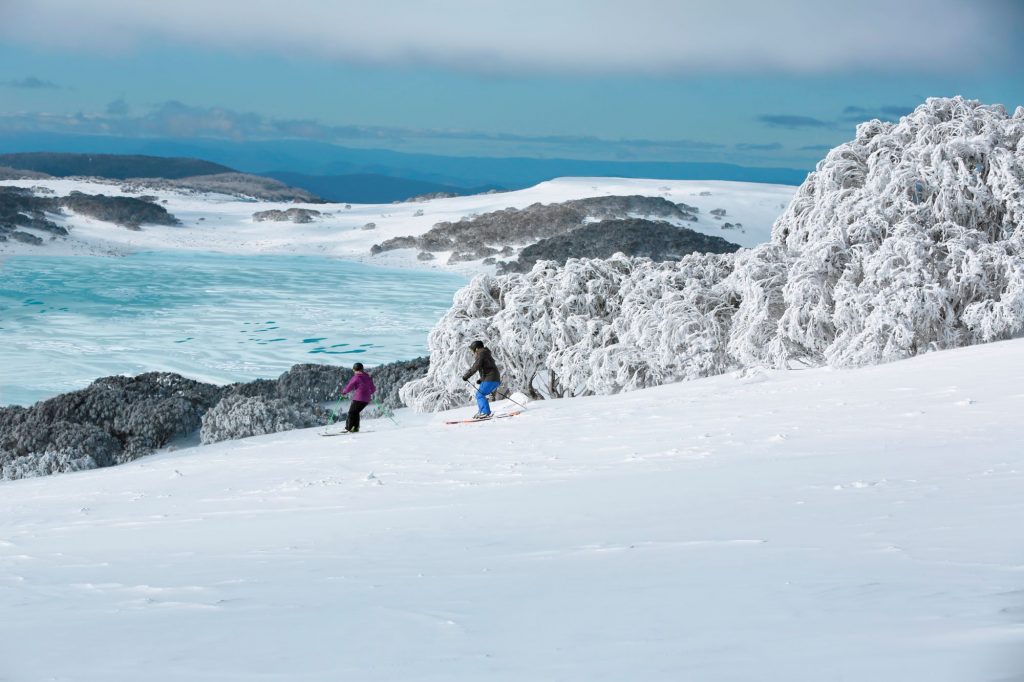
[462,340,501,420]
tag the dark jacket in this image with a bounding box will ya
[463,347,501,383]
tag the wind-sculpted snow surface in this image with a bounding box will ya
[402,98,1024,411]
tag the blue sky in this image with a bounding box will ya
[0,0,1021,168]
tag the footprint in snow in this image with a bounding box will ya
[833,480,886,490]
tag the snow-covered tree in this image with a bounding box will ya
[774,96,1024,365]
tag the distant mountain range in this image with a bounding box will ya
[0,133,811,203]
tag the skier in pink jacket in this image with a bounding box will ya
[340,363,376,433]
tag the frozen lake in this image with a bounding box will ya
[0,252,465,406]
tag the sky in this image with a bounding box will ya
[0,0,1022,168]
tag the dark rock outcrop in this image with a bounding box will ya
[498,219,741,273]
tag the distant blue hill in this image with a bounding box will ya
[0,133,810,200]
[0,151,233,180]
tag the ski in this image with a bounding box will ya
[444,411,522,425]
[320,430,369,437]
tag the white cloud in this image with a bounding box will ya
[0,0,1014,75]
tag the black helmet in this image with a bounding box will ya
[469,340,484,351]
[353,362,364,371]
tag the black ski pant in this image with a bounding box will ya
[346,400,368,431]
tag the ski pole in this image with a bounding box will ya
[494,388,528,411]
[327,393,347,425]
[372,395,400,426]
[465,379,527,411]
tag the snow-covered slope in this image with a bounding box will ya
[0,177,795,272]
[2,337,1022,681]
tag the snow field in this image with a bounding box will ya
[1,337,1023,680]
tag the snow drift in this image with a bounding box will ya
[402,97,1024,411]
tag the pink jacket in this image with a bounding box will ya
[342,372,376,403]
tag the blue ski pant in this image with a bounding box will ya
[476,381,501,415]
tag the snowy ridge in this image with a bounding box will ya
[0,176,794,272]
[404,98,1024,411]
[1,337,1023,680]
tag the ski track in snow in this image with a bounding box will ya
[2,338,1024,680]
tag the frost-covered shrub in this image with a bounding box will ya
[370,357,429,409]
[1,449,97,480]
[0,420,119,480]
[62,191,179,229]
[0,372,217,481]
[400,253,742,411]
[199,395,321,444]
[403,97,1024,411]
[772,96,1024,366]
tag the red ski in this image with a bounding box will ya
[445,411,522,425]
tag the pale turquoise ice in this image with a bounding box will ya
[0,252,465,406]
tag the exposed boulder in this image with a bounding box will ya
[252,208,322,223]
